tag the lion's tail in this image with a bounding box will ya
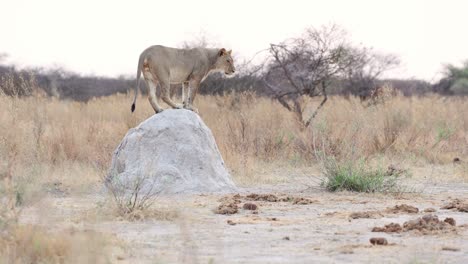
[131,54,144,113]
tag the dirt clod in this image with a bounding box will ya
[215,195,243,214]
[349,211,383,219]
[444,217,456,226]
[283,236,290,240]
[243,203,258,210]
[292,197,317,205]
[442,199,468,212]
[369,237,388,245]
[372,223,402,233]
[385,204,419,214]
[246,193,281,202]
[227,220,236,225]
[215,203,238,214]
[402,214,457,234]
[423,208,436,213]
[218,194,242,204]
[442,246,460,252]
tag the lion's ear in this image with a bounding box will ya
[218,48,227,56]
[227,50,232,55]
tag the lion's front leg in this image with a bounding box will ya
[184,80,200,113]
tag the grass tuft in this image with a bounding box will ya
[321,157,402,193]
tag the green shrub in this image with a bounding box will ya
[321,157,402,192]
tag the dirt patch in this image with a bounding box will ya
[372,223,403,233]
[369,237,388,245]
[384,204,419,214]
[245,193,290,202]
[292,197,317,205]
[349,204,417,219]
[217,194,316,211]
[349,211,384,219]
[441,199,468,212]
[218,194,242,204]
[373,214,458,234]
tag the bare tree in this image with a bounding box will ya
[342,47,400,100]
[264,25,356,127]
[180,30,220,49]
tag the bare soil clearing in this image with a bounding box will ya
[19,175,468,263]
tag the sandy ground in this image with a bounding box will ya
[20,166,468,264]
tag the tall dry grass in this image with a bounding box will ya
[0,92,467,193]
[0,225,111,264]
[0,87,467,260]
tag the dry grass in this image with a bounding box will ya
[0,225,112,264]
[0,86,467,261]
[0,92,467,192]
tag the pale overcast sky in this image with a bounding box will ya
[2,0,467,81]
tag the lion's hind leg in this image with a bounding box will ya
[160,79,183,109]
[143,70,164,114]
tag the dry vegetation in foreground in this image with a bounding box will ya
[0,90,467,261]
[0,225,111,264]
[0,92,467,192]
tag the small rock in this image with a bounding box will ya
[444,217,456,226]
[243,203,258,210]
[453,157,461,163]
[283,236,290,240]
[423,208,436,213]
[421,214,439,223]
[370,237,388,245]
[227,220,236,225]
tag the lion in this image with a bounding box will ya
[131,45,235,114]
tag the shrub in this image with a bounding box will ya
[320,157,403,192]
[105,170,161,216]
